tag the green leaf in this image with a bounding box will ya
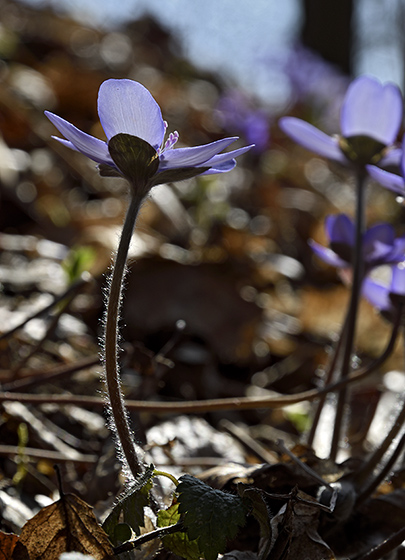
[157,502,201,560]
[102,465,154,541]
[62,246,96,284]
[177,474,248,560]
[113,522,134,545]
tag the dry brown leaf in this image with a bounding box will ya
[12,493,114,560]
[0,532,19,560]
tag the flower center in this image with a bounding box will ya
[339,135,386,166]
[158,121,179,155]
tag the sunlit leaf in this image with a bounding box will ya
[177,474,248,560]
[11,493,114,560]
[157,502,201,560]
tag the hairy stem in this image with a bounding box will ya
[104,189,145,479]
[329,169,366,461]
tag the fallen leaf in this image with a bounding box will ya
[12,493,114,560]
[0,532,19,560]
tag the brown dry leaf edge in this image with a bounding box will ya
[1,493,114,560]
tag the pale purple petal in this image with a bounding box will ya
[379,146,402,167]
[367,165,405,195]
[390,265,405,296]
[340,76,402,145]
[45,111,114,166]
[363,223,395,253]
[159,137,238,170]
[385,238,405,266]
[200,144,253,167]
[309,240,348,268]
[363,278,391,311]
[366,241,400,266]
[325,214,354,246]
[97,79,165,149]
[200,160,236,175]
[279,117,346,163]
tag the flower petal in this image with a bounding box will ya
[390,264,405,296]
[309,240,348,268]
[279,117,346,163]
[367,165,405,195]
[45,111,114,166]
[325,214,355,246]
[158,137,238,170]
[97,79,165,149]
[379,146,402,167]
[201,144,253,167]
[389,237,405,263]
[340,76,402,145]
[363,223,395,254]
[200,160,236,175]
[362,277,391,311]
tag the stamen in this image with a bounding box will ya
[164,131,179,151]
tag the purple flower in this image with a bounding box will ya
[45,79,253,187]
[310,214,405,271]
[367,135,405,196]
[363,264,405,314]
[281,44,349,109]
[216,91,270,153]
[279,76,402,166]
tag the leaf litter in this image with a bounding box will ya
[0,0,405,559]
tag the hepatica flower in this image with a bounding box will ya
[310,214,405,271]
[363,264,405,316]
[216,90,270,153]
[279,76,402,166]
[45,79,252,193]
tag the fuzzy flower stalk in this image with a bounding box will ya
[45,79,252,479]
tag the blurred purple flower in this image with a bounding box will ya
[216,90,269,153]
[280,76,403,166]
[45,79,253,186]
[367,134,405,196]
[310,214,405,271]
[282,44,348,109]
[363,264,405,314]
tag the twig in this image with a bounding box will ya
[0,275,91,342]
[356,432,405,506]
[113,522,183,555]
[354,526,405,560]
[0,444,97,463]
[1,355,101,392]
[0,348,398,413]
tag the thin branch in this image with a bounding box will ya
[113,522,183,555]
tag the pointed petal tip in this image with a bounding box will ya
[279,117,346,163]
[367,164,405,195]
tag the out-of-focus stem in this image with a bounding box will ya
[329,170,367,461]
[104,189,146,479]
[307,315,348,447]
